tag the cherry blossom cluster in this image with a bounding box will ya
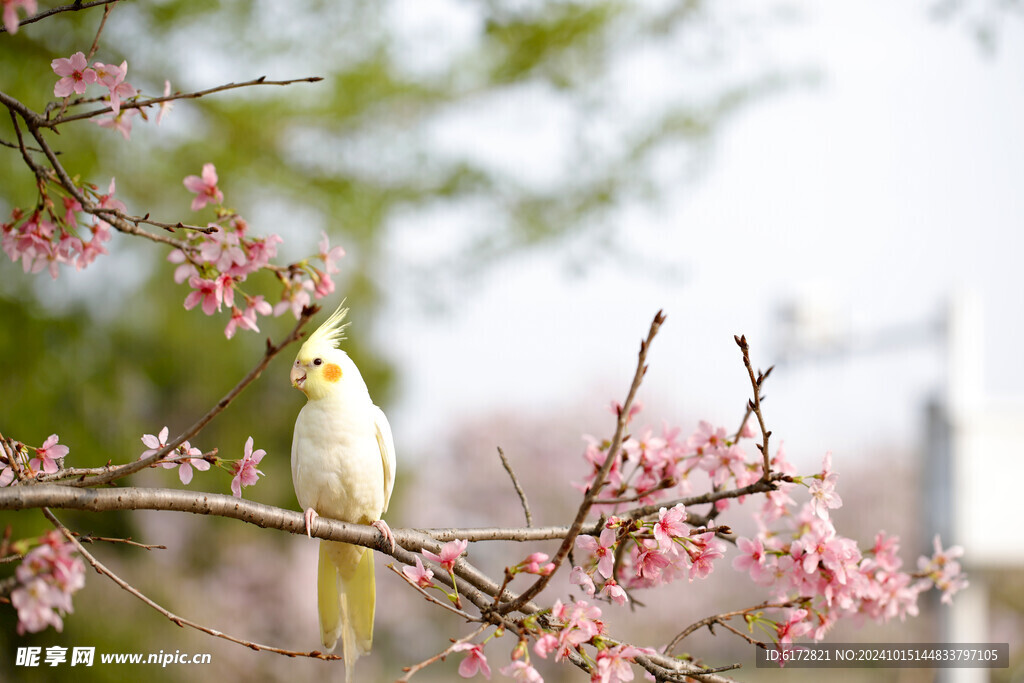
[171,163,345,338]
[1,180,120,279]
[579,403,760,514]
[450,594,655,682]
[9,530,86,634]
[139,427,265,498]
[0,434,70,486]
[403,540,654,682]
[2,51,167,279]
[730,450,968,647]
[5,48,347,341]
[50,51,154,139]
[570,504,726,611]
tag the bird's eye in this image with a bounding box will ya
[313,358,323,366]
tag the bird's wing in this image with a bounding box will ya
[372,404,396,514]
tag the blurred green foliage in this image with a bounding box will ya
[0,1,791,679]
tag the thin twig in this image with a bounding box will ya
[732,404,753,443]
[0,0,118,34]
[396,623,489,682]
[42,508,343,660]
[664,599,800,654]
[386,564,478,622]
[619,473,786,521]
[497,447,532,528]
[44,76,325,128]
[74,308,315,487]
[734,335,773,481]
[85,2,115,62]
[592,478,676,505]
[501,311,665,614]
[73,533,166,551]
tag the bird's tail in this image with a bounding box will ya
[319,540,375,682]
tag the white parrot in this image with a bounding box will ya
[290,303,396,682]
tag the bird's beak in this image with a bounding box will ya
[290,364,306,391]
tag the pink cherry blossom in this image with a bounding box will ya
[551,599,604,659]
[317,231,345,274]
[593,644,648,683]
[183,163,224,211]
[653,504,687,553]
[11,532,85,635]
[51,52,97,97]
[867,531,902,573]
[312,266,335,298]
[577,527,617,579]
[167,248,197,283]
[140,426,170,458]
[274,274,314,318]
[808,451,843,520]
[183,275,224,315]
[54,231,83,264]
[0,462,14,486]
[94,107,137,140]
[92,60,136,114]
[29,434,68,474]
[534,633,558,659]
[776,608,813,644]
[402,556,434,588]
[161,440,208,485]
[688,420,728,455]
[631,541,672,585]
[569,565,595,596]
[156,80,173,124]
[423,539,468,572]
[452,642,490,679]
[500,660,544,682]
[2,0,36,34]
[918,535,968,605]
[12,578,65,634]
[230,436,265,497]
[238,233,281,273]
[732,536,774,585]
[687,532,725,581]
[224,295,272,339]
[600,578,628,606]
[199,226,246,271]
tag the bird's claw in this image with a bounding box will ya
[304,508,319,538]
[372,519,396,553]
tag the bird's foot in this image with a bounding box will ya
[303,508,319,538]
[372,519,396,553]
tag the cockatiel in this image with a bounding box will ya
[290,303,396,682]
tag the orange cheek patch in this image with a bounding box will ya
[323,363,342,383]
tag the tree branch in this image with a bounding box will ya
[0,0,119,34]
[500,310,665,613]
[42,508,343,660]
[72,308,315,487]
[734,335,773,481]
[44,76,325,128]
[497,446,532,528]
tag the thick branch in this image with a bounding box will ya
[43,508,342,661]
[0,484,539,616]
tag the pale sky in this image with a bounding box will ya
[378,0,1024,472]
